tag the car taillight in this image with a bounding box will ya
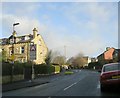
[100,74,106,81]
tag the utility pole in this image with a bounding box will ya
[64,45,66,62]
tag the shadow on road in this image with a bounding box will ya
[101,87,120,96]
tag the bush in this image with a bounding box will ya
[47,65,55,74]
[88,62,102,70]
[64,71,74,75]
[34,64,55,75]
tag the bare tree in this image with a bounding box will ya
[67,57,74,65]
[45,50,53,66]
[72,53,86,68]
[52,55,66,66]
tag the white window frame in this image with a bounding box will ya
[20,46,25,54]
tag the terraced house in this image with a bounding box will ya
[0,28,48,64]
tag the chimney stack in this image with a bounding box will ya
[106,47,110,51]
[33,28,38,38]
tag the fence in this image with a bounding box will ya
[2,62,60,84]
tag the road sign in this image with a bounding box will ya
[30,44,36,60]
[10,54,15,61]
[30,45,36,51]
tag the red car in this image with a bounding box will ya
[100,63,120,91]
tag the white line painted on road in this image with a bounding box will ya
[34,83,48,88]
[97,82,100,89]
[64,82,77,91]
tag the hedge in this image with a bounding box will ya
[2,62,61,77]
[2,62,12,76]
[34,64,55,74]
[2,62,25,76]
[13,63,24,75]
[88,62,103,70]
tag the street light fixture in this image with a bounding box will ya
[13,23,20,32]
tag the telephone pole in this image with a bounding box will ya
[64,45,66,61]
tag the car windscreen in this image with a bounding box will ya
[103,64,120,72]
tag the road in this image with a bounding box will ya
[2,69,120,97]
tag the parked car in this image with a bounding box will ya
[100,63,120,91]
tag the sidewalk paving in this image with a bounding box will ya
[2,77,50,92]
[2,71,67,92]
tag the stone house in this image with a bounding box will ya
[0,28,48,64]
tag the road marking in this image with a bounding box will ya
[64,82,77,91]
[34,83,48,88]
[97,82,100,89]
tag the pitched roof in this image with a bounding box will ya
[17,39,31,43]
[1,34,34,45]
[97,48,120,58]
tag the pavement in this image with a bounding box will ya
[2,69,77,92]
[2,78,50,92]
[2,71,66,92]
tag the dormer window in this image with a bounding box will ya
[25,36,29,40]
[10,38,14,44]
[21,37,25,40]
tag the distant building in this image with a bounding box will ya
[91,57,98,62]
[97,47,120,64]
[0,28,48,64]
[83,56,91,67]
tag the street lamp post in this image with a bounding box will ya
[11,23,20,82]
[12,23,20,62]
[30,42,35,82]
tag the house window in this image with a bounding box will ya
[10,39,14,44]
[38,40,41,45]
[25,36,29,40]
[21,37,25,40]
[20,46,25,54]
[10,50,12,56]
[15,48,19,53]
[115,53,118,56]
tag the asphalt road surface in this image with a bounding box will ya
[2,69,120,97]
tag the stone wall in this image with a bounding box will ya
[2,75,24,84]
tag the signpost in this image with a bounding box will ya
[30,44,36,60]
[30,43,36,81]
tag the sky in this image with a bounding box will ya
[0,0,119,59]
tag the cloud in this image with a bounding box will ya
[2,14,46,37]
[1,2,118,58]
[1,0,119,2]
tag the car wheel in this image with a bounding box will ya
[100,84,106,92]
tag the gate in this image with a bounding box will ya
[24,66,32,80]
